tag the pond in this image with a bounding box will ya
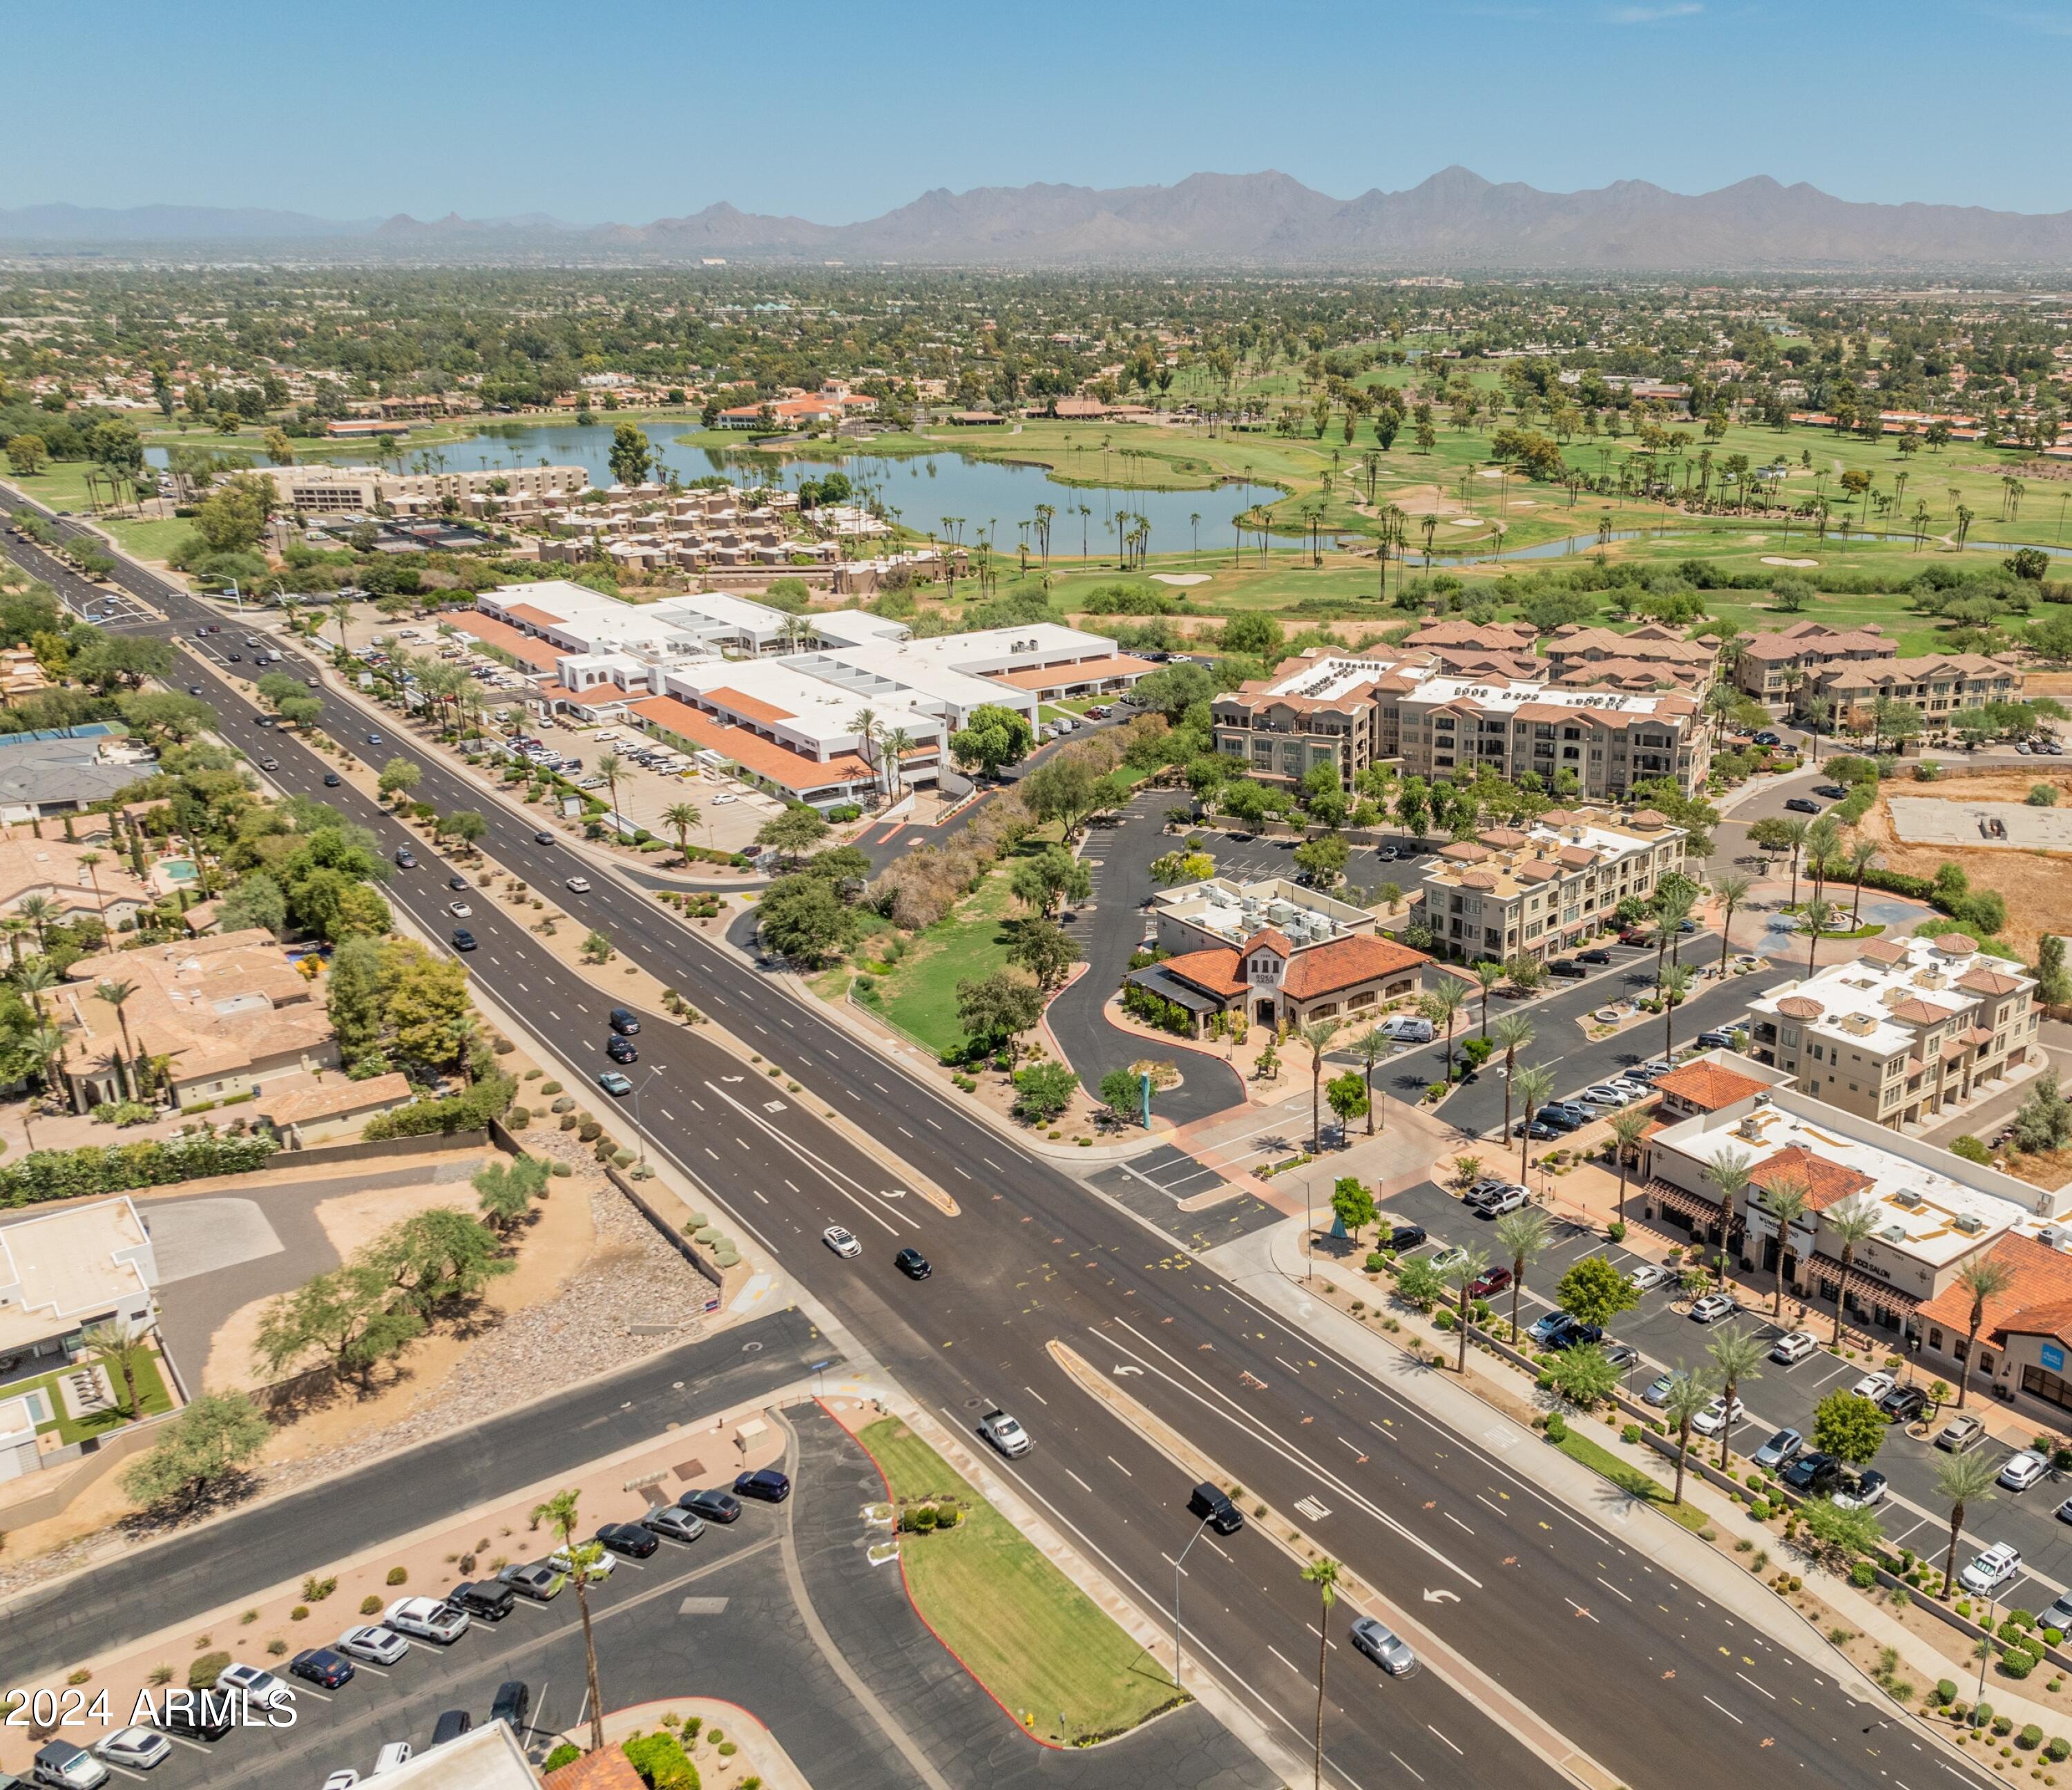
[182,421,1284,556]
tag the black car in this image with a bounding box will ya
[490,1681,532,1733]
[323,772,342,787]
[1879,1384,1928,1424]
[448,1579,515,1621]
[534,830,554,845]
[734,1467,792,1503]
[448,875,468,891]
[432,1710,473,1746]
[1542,1318,1604,1351]
[288,1647,356,1689]
[226,651,242,661]
[1533,1108,1584,1134]
[606,1035,637,1063]
[1513,1118,1562,1140]
[452,929,477,951]
[1814,784,1850,800]
[894,1247,932,1280]
[1548,959,1589,979]
[394,847,417,869]
[1696,1030,1735,1048]
[1387,1223,1427,1252]
[595,1521,658,1558]
[680,1487,742,1524]
[608,1008,640,1035]
[156,1697,236,1742]
[1781,1450,1840,1493]
[1577,949,1613,965]
[1784,797,1821,814]
[1752,731,1782,747]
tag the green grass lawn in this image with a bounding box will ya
[855,861,1023,1056]
[17,1347,176,1446]
[858,1416,1178,1743]
[1550,1426,1709,1534]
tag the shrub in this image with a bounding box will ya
[290,1605,309,1621]
[0,1133,278,1209]
[622,1731,700,1789]
[543,1745,582,1773]
[187,1651,231,1690]
[1935,1680,1959,1707]
[1365,1251,1388,1273]
[1622,1423,1643,1444]
[302,1575,336,1603]
[1973,1704,1995,1730]
[360,1596,383,1615]
[266,1639,288,1657]
[2021,1726,2046,1750]
[2048,1738,2070,1762]
[2001,1651,2036,1680]
[1850,1560,1877,1588]
[386,1566,407,1586]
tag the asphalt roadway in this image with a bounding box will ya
[0,497,2007,1790]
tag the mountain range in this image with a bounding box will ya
[10,169,2072,269]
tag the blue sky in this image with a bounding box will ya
[15,0,2072,222]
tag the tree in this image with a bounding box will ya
[1418,978,1469,1083]
[1702,1147,1750,1284]
[1493,1012,1535,1138]
[1149,849,1216,887]
[1099,1067,1144,1128]
[1824,1204,1881,1346]
[1663,1369,1720,1505]
[2011,1076,2072,1154]
[1760,1177,1811,1316]
[94,979,140,1101]
[1493,1207,1552,1344]
[1325,1070,1370,1132]
[1545,1345,1622,1410]
[1811,1389,1886,1467]
[1352,1025,1389,1137]
[377,757,422,805]
[6,432,49,476]
[950,704,1035,777]
[1007,918,1078,990]
[119,1390,269,1512]
[219,872,288,939]
[1021,754,1101,834]
[1605,1108,1651,1229]
[1711,870,1754,976]
[1657,961,1694,1060]
[1934,1452,1998,1602]
[1301,1556,1340,1790]
[252,1262,424,1387]
[1010,845,1091,918]
[1300,1018,1343,1151]
[378,941,472,1072]
[608,423,653,487]
[82,1316,155,1420]
[533,1488,609,1752]
[1796,1495,1886,1564]
[1953,1255,2016,1409]
[662,800,703,863]
[1555,1255,1640,1332]
[1011,1060,1078,1124]
[1330,1175,1376,1237]
[474,1154,550,1233]
[757,805,829,863]
[1292,834,1349,890]
[1443,1247,1492,1373]
[1705,1326,1765,1466]
[1801,897,1835,974]
[1512,1064,1555,1180]
[954,960,1047,1051]
[1394,1255,1445,1311]
[756,874,859,967]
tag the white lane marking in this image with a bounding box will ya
[1426,1726,1464,1758]
[1389,1751,1426,1782]
[1108,1455,1133,1477]
[1564,1598,1597,1622]
[658,1108,677,1123]
[1066,1469,1091,1492]
[1024,1387,1049,1405]
[702,1079,910,1235]
[1595,1576,1631,1601]
[1267,1644,1301,1676]
[1702,1695,1742,1723]
[1735,1671,1774,1700]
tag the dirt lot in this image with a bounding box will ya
[1862,767,2072,959]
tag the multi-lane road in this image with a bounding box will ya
[0,496,2002,1790]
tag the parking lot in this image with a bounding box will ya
[1084,1142,1283,1253]
[1381,1177,2072,1616]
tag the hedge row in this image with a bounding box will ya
[362,1075,516,1140]
[0,1133,279,1208]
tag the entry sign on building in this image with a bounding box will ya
[2045,1345,2066,1373]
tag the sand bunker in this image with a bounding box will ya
[1761,556,1819,568]
[1150,572,1212,586]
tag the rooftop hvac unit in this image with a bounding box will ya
[1880,1225,1908,1244]
[1890,1188,1925,1210]
[1953,1213,1987,1235]
[1267,900,1296,926]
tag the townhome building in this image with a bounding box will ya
[1542,624,1718,689]
[1414,809,1687,963]
[1744,933,2040,1130]
[1798,653,2024,735]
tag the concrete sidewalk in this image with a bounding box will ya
[1210,1213,2072,1760]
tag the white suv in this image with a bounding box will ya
[1960,1543,2022,1595]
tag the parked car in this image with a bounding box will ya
[372,1742,413,1775]
[1834,1470,1890,1510]
[1937,1413,1988,1452]
[1350,1616,1419,1677]
[1696,1030,1736,1049]
[1379,1015,1433,1043]
[1429,1246,1469,1273]
[1514,1118,1562,1140]
[489,1681,532,1734]
[288,1647,356,1688]
[1878,1385,1928,1425]
[215,1664,294,1711]
[1467,1184,1528,1217]
[1781,1451,1840,1494]
[335,1626,410,1666]
[680,1488,742,1524]
[1769,1330,1819,1365]
[153,1699,235,1743]
[1960,1543,2023,1595]
[497,1562,566,1601]
[979,1409,1033,1456]
[1467,1265,1513,1298]
[1548,959,1589,979]
[1999,1450,2051,1492]
[1752,1427,1804,1470]
[1785,797,1822,814]
[1602,1342,1641,1371]
[31,1742,108,1789]
[1688,1291,1736,1323]
[823,1224,863,1258]
[1851,1370,1897,1403]
[1576,948,1613,965]
[447,1580,515,1621]
[894,1247,932,1280]
[432,1711,473,1747]
[1628,1262,1674,1292]
[1387,1224,1427,1252]
[1528,1310,1579,1346]
[383,1597,468,1644]
[595,1521,659,1558]
[734,1467,792,1503]
[1690,1395,1747,1436]
[641,1505,707,1544]
[93,1729,171,1771]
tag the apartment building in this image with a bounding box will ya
[1415,809,1687,963]
[247,462,588,516]
[1799,652,2024,735]
[1542,624,1717,690]
[1731,622,1897,706]
[1212,650,1710,800]
[1744,932,2040,1129]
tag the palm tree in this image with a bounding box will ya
[1606,1108,1652,1229]
[1711,870,1754,977]
[849,706,883,798]
[17,894,56,956]
[1934,1452,1997,1602]
[95,979,140,1102]
[1702,1146,1752,1284]
[1760,1177,1811,1316]
[880,726,915,801]
[1805,815,1845,906]
[1513,1064,1555,1180]
[1953,1255,2016,1409]
[662,801,702,865]
[1705,1326,1765,1467]
[82,1316,155,1419]
[1801,898,1835,974]
[595,751,624,825]
[1845,840,1881,926]
[78,850,106,916]
[329,597,353,656]
[532,1488,608,1752]
[1493,1208,1552,1344]
[1663,1368,1721,1506]
[16,961,56,1024]
[1352,1026,1388,1137]
[1658,962,1694,1061]
[1300,1557,1341,1790]
[1442,1246,1492,1374]
[1300,1018,1343,1152]
[1825,1202,1881,1347]
[1778,819,1810,905]
[1470,960,1504,1037]
[1492,1013,1535,1137]
[1418,979,1469,1084]
[1651,884,1695,989]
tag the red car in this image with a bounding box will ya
[1468,1266,1513,1298]
[1618,927,1653,946]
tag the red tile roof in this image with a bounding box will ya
[1242,928,1294,959]
[544,1744,647,1790]
[626,695,876,794]
[1959,968,2025,997]
[1158,946,1247,1000]
[1748,1144,1874,1212]
[1919,1233,2072,1340]
[704,686,797,726]
[501,601,567,629]
[1653,1061,1769,1113]
[452,615,563,672]
[1280,934,1430,1001]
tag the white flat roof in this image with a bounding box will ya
[651,589,793,635]
[1748,934,2025,1056]
[1413,675,1681,718]
[808,608,912,647]
[0,1196,155,1353]
[779,644,1033,718]
[1267,655,1397,703]
[664,660,940,751]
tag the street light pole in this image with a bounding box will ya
[1173,1512,1214,1694]
[631,1066,664,1164]
[1977,1585,2000,1706]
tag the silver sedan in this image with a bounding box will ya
[1350,1616,1419,1676]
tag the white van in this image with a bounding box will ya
[1379,1015,1434,1043]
